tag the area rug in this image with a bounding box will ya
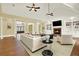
[20,39,76,56]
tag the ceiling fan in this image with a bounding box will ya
[26,3,40,12]
[46,3,53,16]
[47,13,53,16]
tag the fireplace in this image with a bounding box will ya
[53,28,61,36]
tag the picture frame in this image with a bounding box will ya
[73,21,79,30]
[66,22,72,27]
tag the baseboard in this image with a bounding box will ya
[3,35,15,38]
[0,35,16,40]
[3,35,15,37]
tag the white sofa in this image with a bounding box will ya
[55,35,74,44]
[20,34,46,52]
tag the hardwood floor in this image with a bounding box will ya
[0,37,29,56]
[71,39,79,56]
[0,36,79,56]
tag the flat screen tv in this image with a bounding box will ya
[53,20,62,26]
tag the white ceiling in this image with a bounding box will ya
[1,3,79,21]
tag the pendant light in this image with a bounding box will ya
[46,3,53,16]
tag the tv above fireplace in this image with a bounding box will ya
[53,20,62,26]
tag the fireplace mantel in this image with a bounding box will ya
[53,28,61,36]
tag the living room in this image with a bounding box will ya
[0,3,79,56]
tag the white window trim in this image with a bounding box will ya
[0,17,3,39]
[27,23,34,34]
[15,20,25,35]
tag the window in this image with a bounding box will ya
[16,21,24,33]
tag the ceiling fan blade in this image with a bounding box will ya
[29,8,32,11]
[34,9,37,12]
[51,13,53,16]
[26,6,32,8]
[46,13,53,16]
[35,7,40,9]
[46,13,50,15]
[33,3,35,6]
[51,14,53,16]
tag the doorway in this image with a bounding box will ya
[15,21,25,40]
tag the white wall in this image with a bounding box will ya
[0,17,3,39]
[0,4,2,12]
[62,18,73,35]
[0,19,1,37]
[52,17,79,38]
[72,17,79,37]
[62,17,79,38]
[44,21,53,34]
